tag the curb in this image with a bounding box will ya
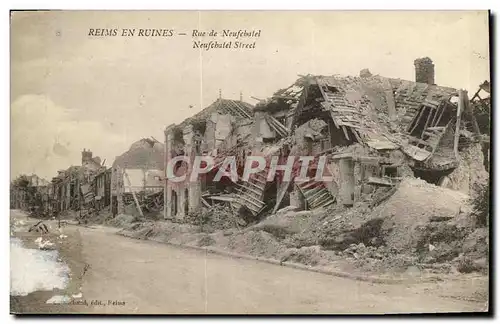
[117,230,408,285]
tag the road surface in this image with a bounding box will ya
[11,210,487,314]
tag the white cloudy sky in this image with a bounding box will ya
[10,10,490,180]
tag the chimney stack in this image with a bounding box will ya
[414,57,435,85]
[82,149,93,165]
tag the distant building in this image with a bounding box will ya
[50,149,106,214]
[111,138,165,216]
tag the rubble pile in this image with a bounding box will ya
[107,213,137,228]
[110,165,490,278]
[440,143,488,196]
[377,178,469,253]
[117,174,488,277]
[122,190,164,220]
[250,208,317,238]
[119,220,205,245]
[185,204,244,232]
[225,230,288,259]
[461,228,489,261]
[84,208,113,225]
[338,243,417,273]
[453,228,489,274]
[280,245,334,266]
[141,191,164,214]
[264,177,486,274]
[197,235,216,247]
[282,203,377,249]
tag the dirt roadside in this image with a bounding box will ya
[10,213,91,314]
[79,224,487,314]
[10,210,488,314]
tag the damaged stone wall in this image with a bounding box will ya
[337,158,355,206]
[213,113,233,148]
[324,161,340,201]
[204,112,252,154]
[204,118,216,152]
[253,111,275,143]
[225,119,253,149]
[292,118,328,155]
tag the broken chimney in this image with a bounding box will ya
[414,57,435,85]
[81,149,93,165]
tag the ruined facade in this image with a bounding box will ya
[110,138,165,216]
[49,149,106,217]
[164,98,254,220]
[94,167,111,211]
[206,59,487,222]
[249,59,487,214]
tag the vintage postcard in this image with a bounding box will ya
[10,10,490,314]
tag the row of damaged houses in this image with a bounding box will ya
[11,141,165,220]
[162,57,490,225]
[11,149,110,218]
[10,174,50,212]
[11,57,490,224]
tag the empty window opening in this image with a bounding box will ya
[412,168,453,185]
[330,121,356,147]
[262,137,275,144]
[277,192,290,211]
[110,196,117,216]
[171,190,178,216]
[383,166,399,178]
[184,188,189,215]
[326,85,340,93]
[434,105,455,127]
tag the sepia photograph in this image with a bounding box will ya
[9,10,491,315]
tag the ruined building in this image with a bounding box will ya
[164,97,254,220]
[94,167,111,212]
[50,149,106,216]
[470,80,491,171]
[111,138,165,216]
[10,174,50,212]
[249,57,488,211]
[162,57,488,224]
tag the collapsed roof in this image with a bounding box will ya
[180,98,254,128]
[259,73,479,169]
